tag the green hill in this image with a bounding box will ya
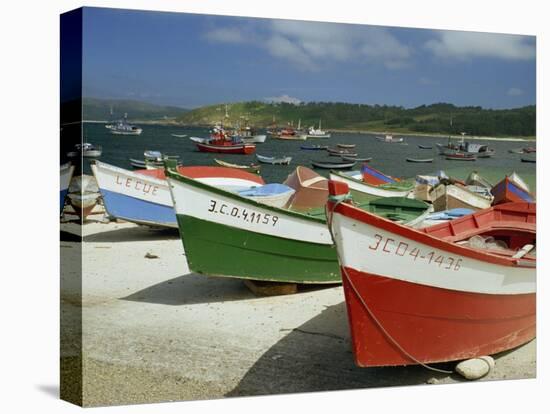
[177,101,536,137]
[83,98,188,121]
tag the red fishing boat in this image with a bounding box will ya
[196,141,256,154]
[327,180,536,367]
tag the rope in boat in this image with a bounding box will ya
[325,197,453,374]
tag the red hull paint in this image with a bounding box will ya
[196,142,256,154]
[136,166,264,184]
[341,267,536,367]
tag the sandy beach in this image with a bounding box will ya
[59,214,536,407]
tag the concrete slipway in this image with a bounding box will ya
[60,220,536,407]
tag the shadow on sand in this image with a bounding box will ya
[121,275,338,306]
[227,302,458,397]
[83,225,180,243]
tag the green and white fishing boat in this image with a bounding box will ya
[165,163,430,284]
[329,170,415,203]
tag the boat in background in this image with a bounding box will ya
[306,120,331,138]
[445,152,476,161]
[491,173,535,205]
[171,133,188,138]
[436,133,494,156]
[431,183,493,212]
[406,158,433,163]
[312,160,356,170]
[521,156,536,163]
[256,154,292,165]
[214,159,261,174]
[130,151,180,170]
[301,145,328,150]
[60,163,75,214]
[376,134,404,143]
[342,156,372,162]
[327,147,357,157]
[91,161,264,228]
[337,144,356,149]
[67,143,102,158]
[327,180,536,367]
[418,144,433,149]
[109,114,143,135]
[197,141,256,154]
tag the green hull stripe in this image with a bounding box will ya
[177,215,341,284]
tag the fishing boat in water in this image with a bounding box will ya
[130,151,180,170]
[521,156,536,163]
[376,134,404,143]
[327,147,357,157]
[342,156,372,162]
[60,163,75,214]
[312,160,356,170]
[164,165,430,284]
[301,145,328,150]
[256,154,292,165]
[491,173,535,205]
[327,180,536,367]
[406,158,433,163]
[197,141,256,154]
[418,144,433,149]
[436,133,494,156]
[171,133,188,138]
[91,161,265,228]
[305,120,331,138]
[109,114,143,135]
[214,159,261,174]
[67,143,102,158]
[445,152,476,161]
[337,144,356,149]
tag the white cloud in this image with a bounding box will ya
[204,27,250,44]
[507,87,524,96]
[264,94,302,104]
[203,20,413,71]
[425,31,535,61]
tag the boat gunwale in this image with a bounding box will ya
[330,197,536,268]
[165,167,327,224]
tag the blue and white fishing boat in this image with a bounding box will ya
[60,162,75,214]
[91,161,265,228]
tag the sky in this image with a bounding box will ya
[81,7,536,109]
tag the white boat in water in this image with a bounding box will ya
[306,120,331,138]
[67,143,102,158]
[109,114,143,135]
[256,154,292,165]
[376,134,404,143]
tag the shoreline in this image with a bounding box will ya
[83,120,536,142]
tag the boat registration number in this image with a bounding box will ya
[369,233,462,271]
[208,200,279,227]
